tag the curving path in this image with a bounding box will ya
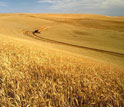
[23,30,124,58]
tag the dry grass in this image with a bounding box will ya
[0,13,124,66]
[0,14,124,106]
[0,36,124,107]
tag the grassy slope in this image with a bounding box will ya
[0,14,124,106]
[0,35,124,106]
[0,14,124,66]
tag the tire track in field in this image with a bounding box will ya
[23,30,124,58]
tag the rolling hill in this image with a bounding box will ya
[0,13,124,106]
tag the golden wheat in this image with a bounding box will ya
[0,14,124,107]
[0,35,124,107]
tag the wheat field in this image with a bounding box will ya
[0,14,124,106]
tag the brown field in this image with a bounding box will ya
[0,13,124,106]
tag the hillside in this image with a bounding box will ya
[0,14,124,106]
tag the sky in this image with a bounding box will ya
[0,0,124,16]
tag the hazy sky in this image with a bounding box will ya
[0,0,124,16]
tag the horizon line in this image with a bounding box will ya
[0,13,123,17]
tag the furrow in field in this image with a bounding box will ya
[23,30,124,58]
